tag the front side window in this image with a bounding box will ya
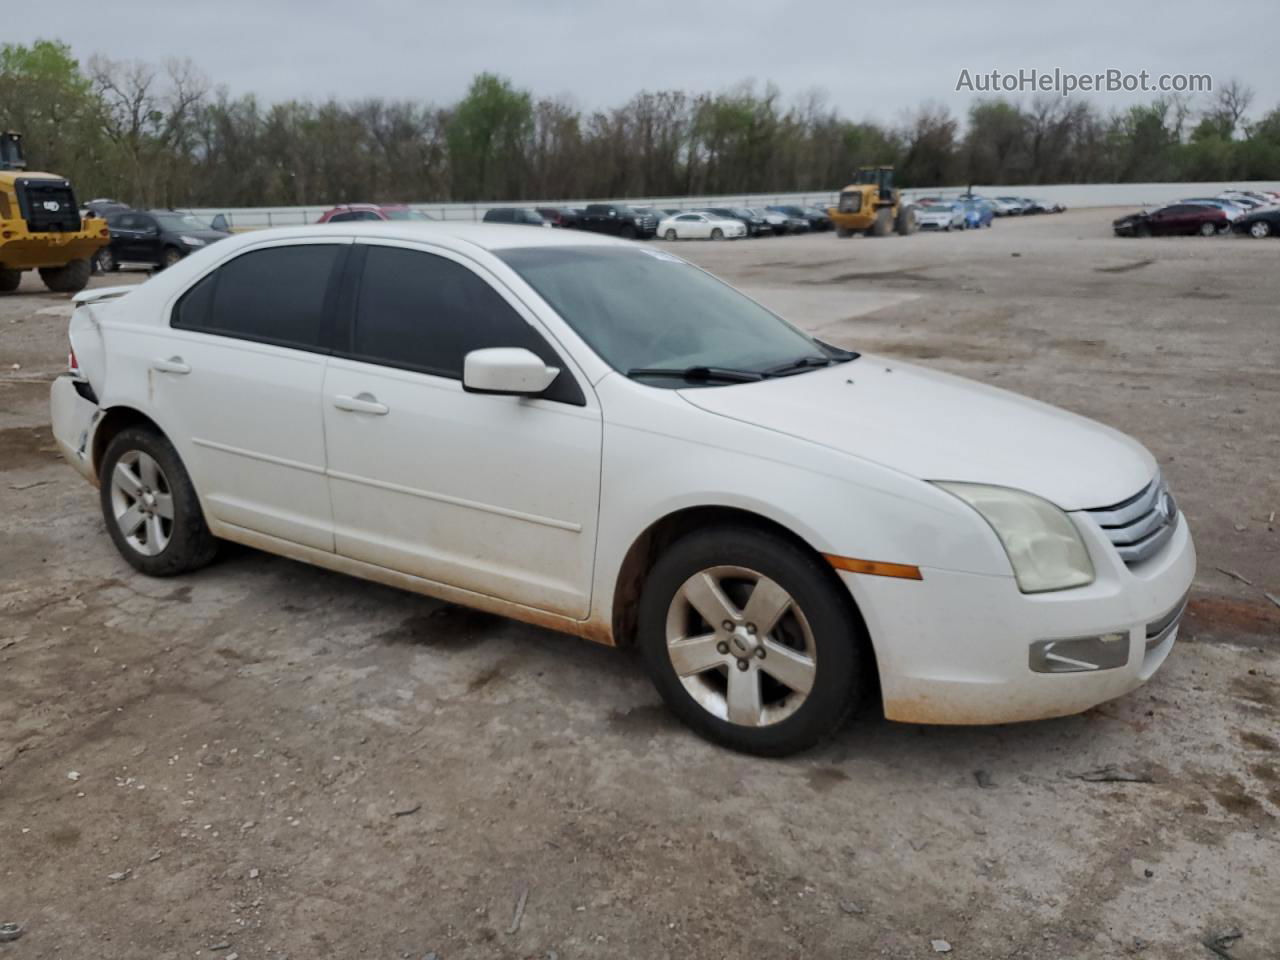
[172,244,342,350]
[498,246,832,386]
[349,245,582,403]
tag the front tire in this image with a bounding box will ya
[664,229,677,241]
[38,259,92,293]
[1199,221,1217,237]
[1250,220,1271,238]
[100,426,218,577]
[637,525,866,756]
[0,268,21,293]
[711,228,724,240]
[161,246,184,269]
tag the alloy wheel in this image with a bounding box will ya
[1252,221,1271,238]
[664,565,817,727]
[109,450,174,556]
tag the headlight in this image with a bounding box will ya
[934,482,1094,593]
[180,235,206,247]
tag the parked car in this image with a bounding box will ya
[1180,198,1246,220]
[576,203,657,240]
[957,196,994,228]
[51,223,1195,756]
[82,198,130,219]
[749,207,793,236]
[768,205,829,232]
[657,212,747,241]
[1112,204,1228,237]
[1231,206,1280,238]
[913,202,967,231]
[986,197,1020,217]
[995,197,1029,215]
[535,206,581,228]
[317,203,434,223]
[98,210,231,272]
[702,207,770,237]
[483,207,548,227]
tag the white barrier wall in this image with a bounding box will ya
[189,181,1280,228]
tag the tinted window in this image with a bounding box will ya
[173,244,342,350]
[327,211,362,222]
[350,245,582,403]
[483,209,512,222]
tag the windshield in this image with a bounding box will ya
[155,213,211,231]
[498,246,829,386]
[384,208,433,220]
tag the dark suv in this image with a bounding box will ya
[99,210,231,271]
[703,207,769,237]
[576,204,657,239]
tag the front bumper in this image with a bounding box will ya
[49,375,101,483]
[846,508,1196,725]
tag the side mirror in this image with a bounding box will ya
[210,213,229,232]
[463,347,559,396]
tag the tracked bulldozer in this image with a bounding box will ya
[0,131,109,294]
[826,166,916,238]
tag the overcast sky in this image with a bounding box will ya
[22,0,1279,126]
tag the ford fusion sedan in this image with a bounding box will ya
[1112,204,1228,237]
[657,212,747,240]
[50,224,1195,756]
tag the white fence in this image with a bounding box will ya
[190,181,1280,229]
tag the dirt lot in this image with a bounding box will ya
[1,209,1277,960]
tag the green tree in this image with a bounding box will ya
[446,73,533,200]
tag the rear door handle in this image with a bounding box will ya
[152,356,191,375]
[333,392,389,416]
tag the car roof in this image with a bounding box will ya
[214,222,633,253]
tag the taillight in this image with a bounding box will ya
[69,344,80,377]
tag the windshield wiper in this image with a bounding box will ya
[628,366,764,384]
[761,351,857,377]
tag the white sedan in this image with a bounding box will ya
[657,212,747,241]
[914,202,968,230]
[51,224,1194,756]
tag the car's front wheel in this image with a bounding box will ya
[664,229,677,240]
[100,426,218,576]
[1250,220,1271,239]
[711,228,724,240]
[638,525,866,756]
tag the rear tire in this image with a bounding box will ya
[895,205,917,235]
[637,525,866,756]
[161,246,184,269]
[99,426,218,577]
[95,247,118,273]
[1199,221,1216,237]
[871,208,893,237]
[1249,220,1271,239]
[38,259,92,293]
[0,268,21,293]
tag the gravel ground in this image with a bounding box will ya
[1,208,1277,959]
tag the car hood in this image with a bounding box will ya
[173,229,231,242]
[677,357,1154,511]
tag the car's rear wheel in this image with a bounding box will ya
[711,228,724,240]
[0,268,21,293]
[1199,221,1217,237]
[38,259,92,293]
[1250,220,1271,239]
[100,426,218,576]
[95,247,118,273]
[664,229,677,240]
[637,525,866,756]
[620,224,637,241]
[161,246,184,269]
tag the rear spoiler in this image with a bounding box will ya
[72,285,135,308]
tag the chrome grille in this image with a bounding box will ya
[1086,475,1179,566]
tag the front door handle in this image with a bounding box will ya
[333,392,389,416]
[152,356,191,375]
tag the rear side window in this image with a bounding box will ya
[173,244,342,351]
[349,245,583,404]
